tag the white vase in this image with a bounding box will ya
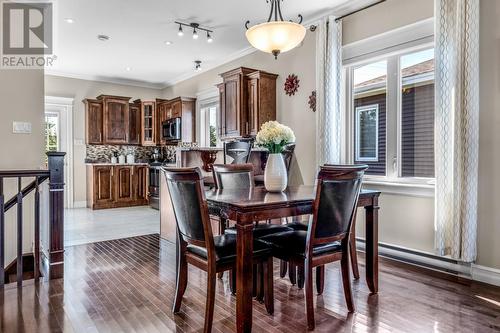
[264,153,287,192]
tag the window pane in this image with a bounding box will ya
[400,49,435,178]
[45,114,58,152]
[356,106,378,160]
[353,60,387,175]
[209,107,217,147]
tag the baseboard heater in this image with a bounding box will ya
[355,238,472,278]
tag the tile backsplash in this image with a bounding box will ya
[86,145,177,163]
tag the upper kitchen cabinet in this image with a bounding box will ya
[140,100,156,146]
[157,97,196,145]
[129,100,142,145]
[97,95,131,144]
[247,71,278,136]
[156,99,169,145]
[84,99,103,144]
[218,67,277,140]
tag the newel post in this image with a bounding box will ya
[47,152,65,280]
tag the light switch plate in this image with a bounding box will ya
[13,121,32,134]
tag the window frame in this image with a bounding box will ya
[355,104,379,162]
[345,43,436,191]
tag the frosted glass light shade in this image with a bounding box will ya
[246,21,306,57]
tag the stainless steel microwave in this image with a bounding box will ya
[162,118,181,142]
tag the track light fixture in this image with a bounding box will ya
[194,60,202,71]
[175,22,214,43]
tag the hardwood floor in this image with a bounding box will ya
[1,234,500,332]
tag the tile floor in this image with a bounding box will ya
[64,206,160,246]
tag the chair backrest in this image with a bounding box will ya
[223,140,253,164]
[307,165,368,252]
[163,168,214,249]
[212,164,255,190]
[282,143,296,172]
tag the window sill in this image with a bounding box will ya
[362,177,435,198]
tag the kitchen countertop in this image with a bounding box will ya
[86,162,149,166]
[176,147,267,152]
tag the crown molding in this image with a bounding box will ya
[45,70,165,90]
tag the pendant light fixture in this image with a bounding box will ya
[245,0,306,59]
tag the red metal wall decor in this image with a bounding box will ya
[284,74,300,96]
[308,90,316,112]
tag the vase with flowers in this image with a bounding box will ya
[256,121,296,192]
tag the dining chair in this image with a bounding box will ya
[163,167,275,333]
[223,140,253,164]
[212,163,293,296]
[260,164,368,330]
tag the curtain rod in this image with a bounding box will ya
[334,0,387,22]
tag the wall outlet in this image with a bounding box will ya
[12,121,32,134]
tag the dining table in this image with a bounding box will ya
[206,185,381,333]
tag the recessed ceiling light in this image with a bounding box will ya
[64,18,74,24]
[126,67,131,72]
[97,34,110,42]
[165,41,173,45]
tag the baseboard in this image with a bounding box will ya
[471,264,500,287]
[73,201,87,208]
[356,239,500,287]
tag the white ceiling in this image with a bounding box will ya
[48,0,374,89]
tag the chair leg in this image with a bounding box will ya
[263,257,274,315]
[350,223,360,280]
[289,263,297,285]
[280,260,287,278]
[341,252,355,313]
[229,268,236,295]
[173,248,188,313]
[305,260,315,330]
[297,265,305,289]
[204,269,217,333]
[217,218,227,280]
[316,266,325,295]
[256,263,264,303]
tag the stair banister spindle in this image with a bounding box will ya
[34,177,40,281]
[0,176,4,288]
[17,177,23,287]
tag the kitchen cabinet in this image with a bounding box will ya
[157,97,196,145]
[115,166,134,203]
[88,165,114,209]
[217,67,277,140]
[141,101,156,146]
[129,101,142,145]
[156,99,170,145]
[97,95,131,145]
[247,71,278,136]
[134,165,149,204]
[84,99,103,144]
[86,164,149,210]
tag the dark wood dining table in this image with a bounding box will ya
[206,185,381,333]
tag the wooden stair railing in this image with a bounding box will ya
[0,152,65,288]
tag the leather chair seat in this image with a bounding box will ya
[225,224,294,238]
[260,230,341,259]
[187,234,271,264]
[285,222,308,231]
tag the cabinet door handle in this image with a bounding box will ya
[99,133,102,142]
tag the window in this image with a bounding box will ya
[45,113,59,152]
[355,105,379,161]
[352,60,387,175]
[348,47,435,181]
[200,102,219,147]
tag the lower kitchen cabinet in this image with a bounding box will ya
[87,164,149,210]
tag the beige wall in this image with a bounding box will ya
[44,75,162,203]
[0,69,45,265]
[477,0,500,269]
[164,31,317,186]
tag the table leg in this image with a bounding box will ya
[365,197,379,294]
[236,221,254,333]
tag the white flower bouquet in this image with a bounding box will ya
[255,121,296,154]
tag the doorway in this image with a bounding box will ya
[44,96,74,209]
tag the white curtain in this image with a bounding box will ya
[316,16,343,166]
[434,0,480,262]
